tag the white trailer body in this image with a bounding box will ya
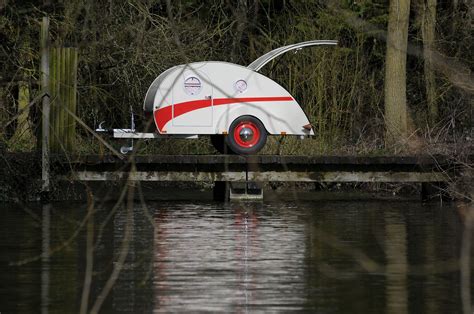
[144,61,313,136]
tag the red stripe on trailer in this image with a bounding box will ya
[212,97,293,106]
[154,96,293,132]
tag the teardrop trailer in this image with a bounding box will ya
[96,40,337,154]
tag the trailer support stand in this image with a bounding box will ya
[229,182,263,200]
[213,181,263,201]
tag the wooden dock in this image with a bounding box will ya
[58,154,455,184]
[1,153,466,201]
[50,154,465,200]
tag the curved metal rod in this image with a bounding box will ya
[248,40,338,72]
[97,121,106,132]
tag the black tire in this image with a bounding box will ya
[225,116,267,155]
[210,135,229,154]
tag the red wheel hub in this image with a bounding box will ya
[233,121,260,148]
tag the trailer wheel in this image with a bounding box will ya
[226,116,267,155]
[210,135,228,154]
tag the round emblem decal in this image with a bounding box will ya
[184,76,202,95]
[234,79,248,93]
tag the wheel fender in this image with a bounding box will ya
[214,105,272,135]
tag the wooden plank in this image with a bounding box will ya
[66,48,73,150]
[41,17,50,193]
[52,47,60,152]
[72,171,247,182]
[66,48,78,151]
[64,48,70,150]
[48,47,77,152]
[247,171,447,182]
[58,154,452,166]
[59,47,66,151]
[70,170,447,183]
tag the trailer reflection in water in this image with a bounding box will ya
[234,208,258,312]
[152,204,306,312]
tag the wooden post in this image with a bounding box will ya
[41,17,51,193]
[49,47,78,152]
[69,49,78,150]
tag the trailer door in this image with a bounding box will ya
[172,69,213,127]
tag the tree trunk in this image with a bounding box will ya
[421,0,438,126]
[0,87,6,142]
[10,31,35,149]
[231,0,248,63]
[384,0,411,146]
[10,81,33,146]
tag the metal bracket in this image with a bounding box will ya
[120,106,135,154]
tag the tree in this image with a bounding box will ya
[384,0,411,146]
[420,0,438,126]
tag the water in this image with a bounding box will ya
[0,200,472,313]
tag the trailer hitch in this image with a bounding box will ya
[95,107,136,154]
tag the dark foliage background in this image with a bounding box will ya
[0,0,472,154]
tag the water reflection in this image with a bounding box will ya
[234,208,258,313]
[41,203,50,314]
[109,201,153,313]
[151,204,306,312]
[424,224,439,314]
[384,211,407,314]
[0,201,470,313]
